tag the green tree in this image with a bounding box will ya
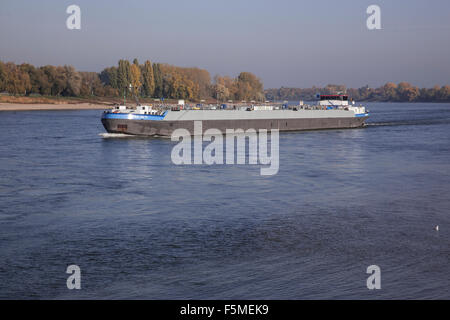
[0,61,7,91]
[141,60,155,97]
[35,67,51,95]
[117,59,131,97]
[153,63,163,98]
[99,67,118,89]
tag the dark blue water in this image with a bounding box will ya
[1,103,449,299]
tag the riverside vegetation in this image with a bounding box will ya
[0,59,448,103]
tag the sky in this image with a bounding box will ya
[1,0,449,88]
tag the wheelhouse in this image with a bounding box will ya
[318,94,350,106]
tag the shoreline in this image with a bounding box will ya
[0,103,110,111]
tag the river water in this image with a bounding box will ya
[0,103,449,299]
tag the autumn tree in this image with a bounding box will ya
[436,85,450,101]
[4,59,448,102]
[18,64,39,95]
[397,82,419,101]
[80,72,106,96]
[40,65,65,96]
[235,72,264,101]
[4,62,31,95]
[178,67,211,99]
[382,82,398,101]
[34,66,51,95]
[213,76,231,101]
[62,65,82,96]
[130,63,142,97]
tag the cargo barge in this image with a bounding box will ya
[101,94,369,136]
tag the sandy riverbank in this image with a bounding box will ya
[0,103,110,111]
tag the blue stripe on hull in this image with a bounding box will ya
[355,113,370,117]
[102,111,167,121]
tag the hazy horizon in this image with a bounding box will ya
[1,0,449,89]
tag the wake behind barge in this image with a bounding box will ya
[101,95,369,137]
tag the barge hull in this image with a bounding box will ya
[101,117,367,136]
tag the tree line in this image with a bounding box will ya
[265,83,450,102]
[2,60,447,103]
[0,59,265,102]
